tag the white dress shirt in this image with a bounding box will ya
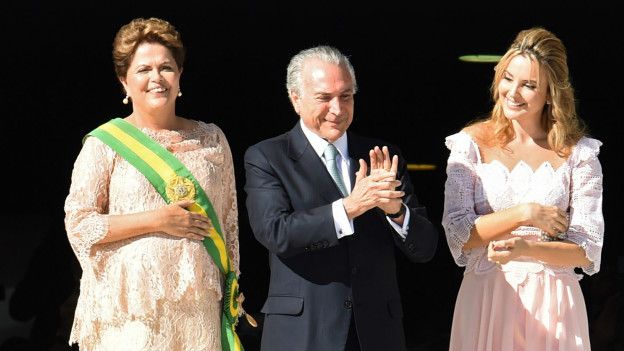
[299,120,409,239]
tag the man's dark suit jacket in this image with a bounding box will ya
[244,123,438,351]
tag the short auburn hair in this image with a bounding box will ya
[112,17,185,78]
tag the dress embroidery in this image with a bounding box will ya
[65,121,239,350]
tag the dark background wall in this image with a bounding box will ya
[1,1,622,350]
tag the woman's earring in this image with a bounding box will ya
[177,90,182,97]
[122,95,129,105]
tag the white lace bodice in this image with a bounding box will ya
[64,120,239,349]
[442,131,603,278]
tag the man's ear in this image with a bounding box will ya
[289,91,301,114]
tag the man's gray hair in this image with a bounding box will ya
[286,45,358,96]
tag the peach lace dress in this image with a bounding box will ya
[442,131,603,351]
[64,121,239,351]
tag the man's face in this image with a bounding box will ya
[290,59,355,142]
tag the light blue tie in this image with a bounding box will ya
[324,143,348,197]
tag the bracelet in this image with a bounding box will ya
[386,206,405,219]
[540,231,567,242]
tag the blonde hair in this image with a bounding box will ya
[112,17,185,79]
[483,27,585,156]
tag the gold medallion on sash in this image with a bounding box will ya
[166,176,196,201]
[90,118,252,351]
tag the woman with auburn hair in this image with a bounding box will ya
[65,17,244,350]
[442,27,603,350]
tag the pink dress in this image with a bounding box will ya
[442,132,604,351]
[64,121,239,351]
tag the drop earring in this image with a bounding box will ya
[122,95,129,105]
[177,90,182,97]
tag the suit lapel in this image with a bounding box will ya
[348,155,358,192]
[347,131,370,190]
[287,123,345,203]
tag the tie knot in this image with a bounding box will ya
[324,143,339,161]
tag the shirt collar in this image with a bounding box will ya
[299,119,349,160]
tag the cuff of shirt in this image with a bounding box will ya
[386,204,410,240]
[332,199,354,239]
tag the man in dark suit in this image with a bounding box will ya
[244,45,438,351]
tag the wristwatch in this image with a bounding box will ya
[386,205,405,219]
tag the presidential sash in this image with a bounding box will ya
[87,118,248,351]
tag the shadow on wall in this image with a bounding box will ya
[586,257,624,351]
[0,217,80,351]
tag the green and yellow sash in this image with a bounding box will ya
[86,118,245,351]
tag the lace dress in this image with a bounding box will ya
[442,131,603,351]
[64,121,239,351]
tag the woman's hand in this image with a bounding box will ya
[522,203,569,238]
[487,237,529,265]
[157,200,213,241]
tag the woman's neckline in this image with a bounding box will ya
[457,130,574,173]
[124,115,199,133]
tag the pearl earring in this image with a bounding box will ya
[122,95,129,105]
[178,90,182,97]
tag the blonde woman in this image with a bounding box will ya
[442,27,603,350]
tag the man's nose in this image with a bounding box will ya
[329,97,342,115]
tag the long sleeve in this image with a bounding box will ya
[244,145,338,258]
[441,132,481,267]
[217,128,240,276]
[391,147,438,263]
[566,137,604,275]
[66,121,236,349]
[64,137,113,274]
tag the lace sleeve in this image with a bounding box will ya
[216,127,240,276]
[566,138,604,275]
[441,132,481,266]
[64,137,112,271]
